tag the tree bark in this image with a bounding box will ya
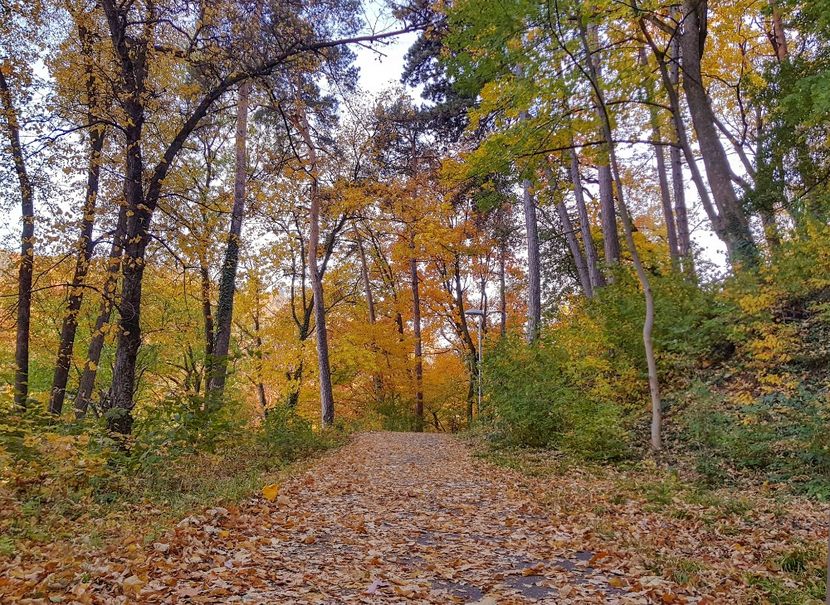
[499,240,507,337]
[598,163,620,267]
[578,20,662,451]
[0,69,35,410]
[355,224,383,396]
[641,14,721,267]
[409,234,424,431]
[199,256,214,361]
[50,30,107,414]
[679,0,758,266]
[568,150,605,290]
[768,0,789,62]
[75,206,127,417]
[548,167,592,296]
[295,107,334,427]
[207,81,251,402]
[667,15,693,264]
[521,178,542,341]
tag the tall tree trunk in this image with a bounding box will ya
[667,15,693,265]
[679,0,758,266]
[451,256,479,422]
[1,72,34,410]
[50,23,107,415]
[569,149,605,290]
[654,135,681,266]
[598,163,620,267]
[208,81,250,402]
[548,167,592,296]
[199,256,214,361]
[355,224,383,396]
[499,240,507,337]
[521,178,542,341]
[640,48,681,267]
[75,206,127,417]
[410,234,424,432]
[50,132,106,415]
[296,108,334,427]
[578,20,662,451]
[0,70,35,410]
[584,23,621,271]
[641,15,721,268]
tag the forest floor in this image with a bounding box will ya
[4,431,826,603]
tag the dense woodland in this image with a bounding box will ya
[1,0,830,601]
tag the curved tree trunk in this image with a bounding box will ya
[578,20,662,451]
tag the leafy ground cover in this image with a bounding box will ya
[5,431,825,603]
[479,443,827,604]
[0,408,342,603]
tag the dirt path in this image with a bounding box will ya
[137,433,645,603]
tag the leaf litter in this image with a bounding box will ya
[2,431,826,603]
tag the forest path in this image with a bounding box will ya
[141,432,637,603]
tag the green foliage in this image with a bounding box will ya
[680,384,830,494]
[261,405,338,461]
[365,394,419,432]
[483,335,630,460]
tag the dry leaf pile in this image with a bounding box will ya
[2,432,826,603]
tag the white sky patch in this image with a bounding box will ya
[353,30,419,96]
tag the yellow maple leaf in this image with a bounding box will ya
[262,483,280,502]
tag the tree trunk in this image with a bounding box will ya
[75,206,127,417]
[639,48,681,267]
[410,235,424,432]
[641,14,718,269]
[499,240,507,337]
[569,149,605,290]
[769,0,789,62]
[598,163,620,267]
[548,167,592,296]
[679,0,758,266]
[199,257,214,361]
[521,178,542,341]
[296,107,334,427]
[355,224,383,396]
[105,97,148,434]
[578,20,662,451]
[654,135,681,266]
[253,282,268,411]
[667,16,693,264]
[50,129,106,415]
[208,81,250,402]
[0,70,35,410]
[50,22,107,415]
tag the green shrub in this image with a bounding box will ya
[482,336,630,460]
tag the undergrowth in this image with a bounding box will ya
[0,398,345,560]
